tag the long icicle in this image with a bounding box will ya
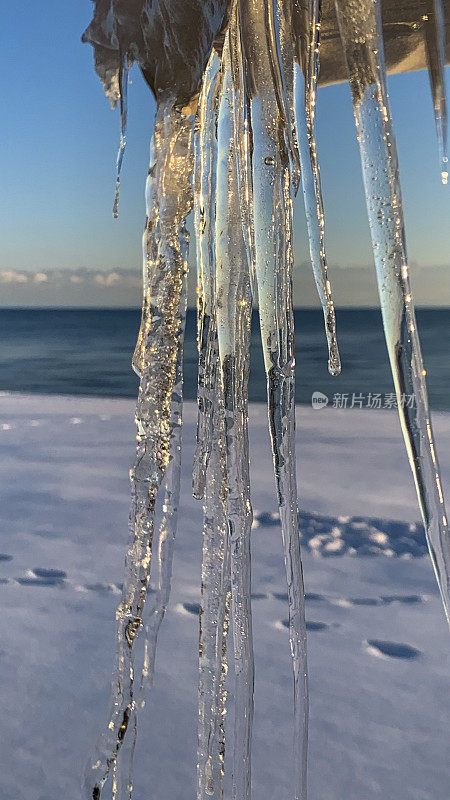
[197,381,231,800]
[195,53,232,800]
[229,13,258,303]
[84,100,194,799]
[113,53,129,219]
[113,279,188,799]
[215,29,254,800]
[264,0,301,190]
[291,0,341,375]
[423,0,448,184]
[139,310,187,699]
[240,2,309,798]
[334,0,450,623]
[132,135,159,378]
[193,53,224,500]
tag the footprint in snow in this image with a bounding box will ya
[182,602,201,615]
[34,568,67,580]
[380,595,423,605]
[349,597,382,606]
[16,568,67,587]
[365,639,421,660]
[281,619,330,632]
[274,591,328,603]
[346,595,424,607]
[17,577,64,587]
[84,582,121,594]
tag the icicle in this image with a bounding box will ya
[84,100,194,799]
[195,54,235,800]
[113,54,129,219]
[141,384,185,691]
[194,55,233,800]
[264,0,301,190]
[132,137,159,378]
[197,392,231,800]
[229,12,258,303]
[422,0,448,184]
[275,0,298,167]
[193,53,223,499]
[334,0,450,624]
[84,2,450,798]
[215,33,254,800]
[114,302,187,799]
[291,0,341,375]
[240,2,309,798]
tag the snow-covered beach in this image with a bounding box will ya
[0,393,448,800]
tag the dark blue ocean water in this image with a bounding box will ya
[0,308,448,409]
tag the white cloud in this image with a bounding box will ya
[0,265,446,308]
[0,270,28,283]
[94,271,121,286]
[0,268,142,307]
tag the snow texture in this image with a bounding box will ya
[0,394,448,800]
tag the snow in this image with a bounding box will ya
[0,393,448,800]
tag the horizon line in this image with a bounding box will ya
[0,304,449,311]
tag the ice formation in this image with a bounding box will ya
[82,1,449,798]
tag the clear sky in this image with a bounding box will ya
[0,0,449,305]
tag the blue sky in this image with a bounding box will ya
[0,0,449,305]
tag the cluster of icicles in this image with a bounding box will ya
[84,1,449,798]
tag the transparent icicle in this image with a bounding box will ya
[132,136,158,378]
[140,379,185,691]
[334,0,450,624]
[193,53,223,499]
[275,0,298,173]
[264,0,301,190]
[215,34,254,800]
[197,388,231,800]
[84,101,194,799]
[195,57,232,800]
[240,2,309,798]
[422,0,448,184]
[229,11,258,303]
[113,288,187,800]
[291,0,341,375]
[113,54,129,218]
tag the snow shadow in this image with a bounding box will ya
[254,510,427,558]
[366,639,421,660]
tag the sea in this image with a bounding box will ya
[0,307,448,410]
